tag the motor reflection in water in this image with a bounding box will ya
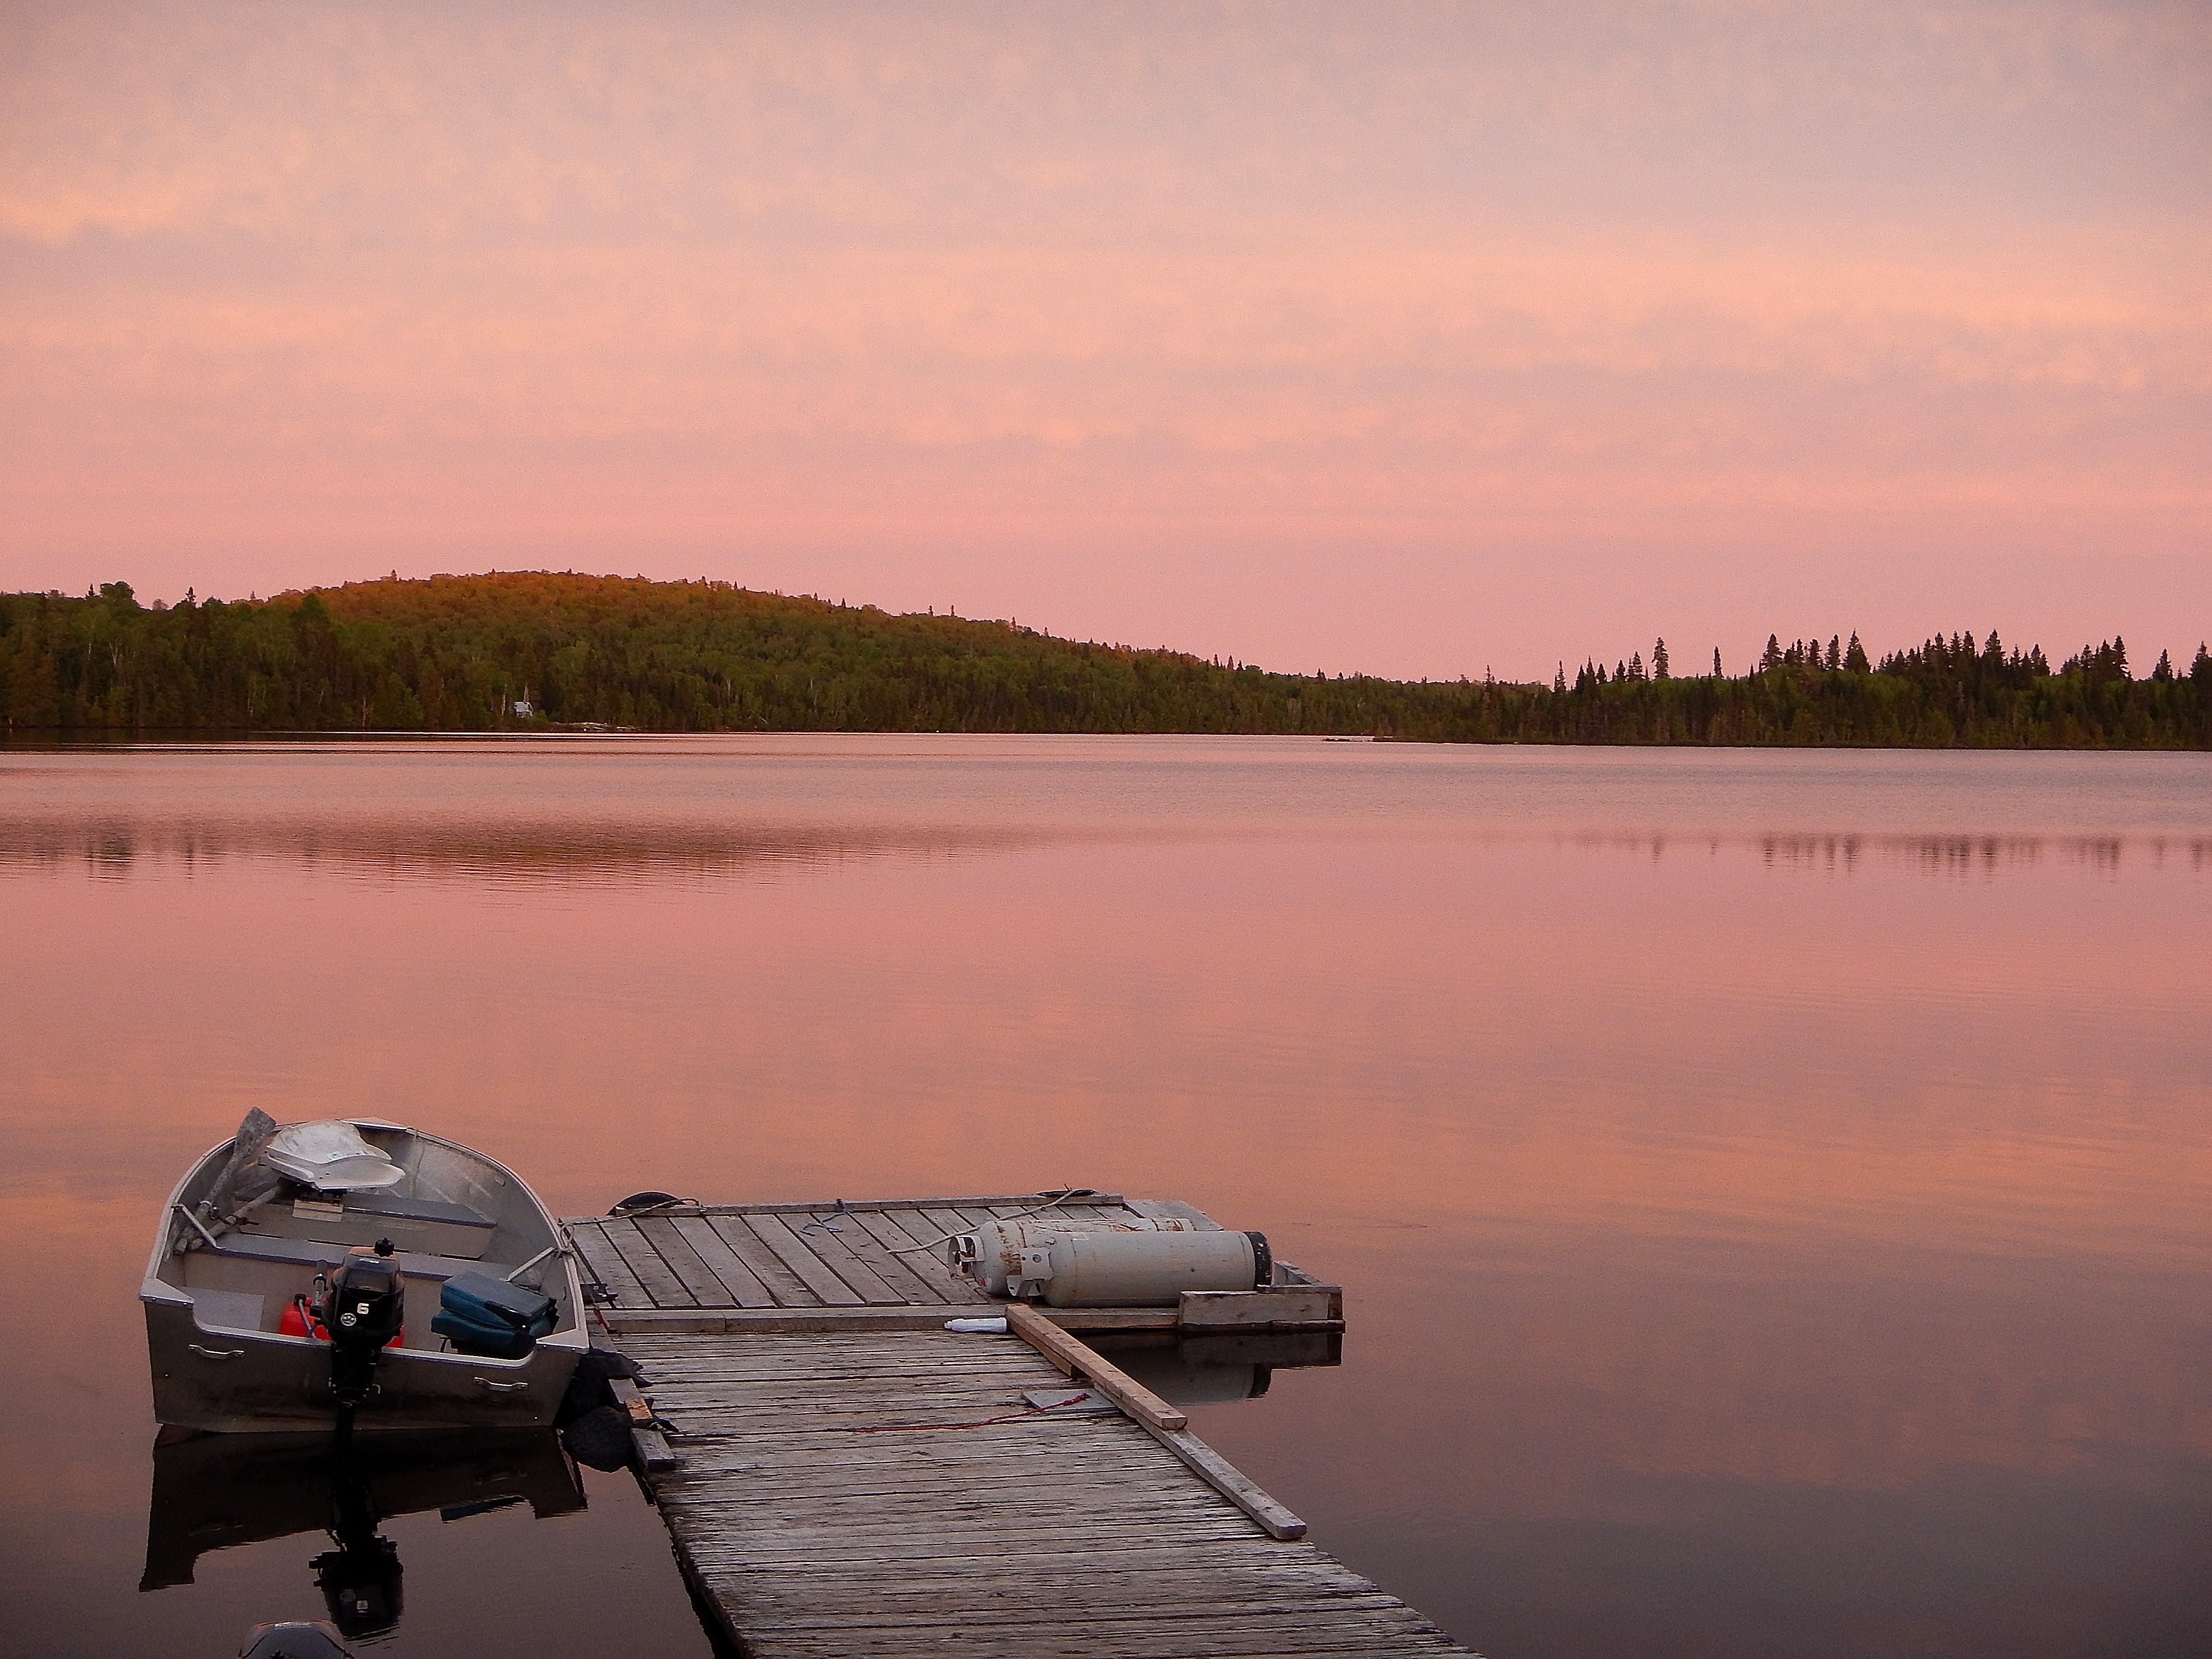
[142,1425,584,1643]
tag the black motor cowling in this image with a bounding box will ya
[325,1239,404,1407]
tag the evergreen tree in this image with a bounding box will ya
[1825,636,1840,670]
[1652,638,1670,679]
[2,574,2204,747]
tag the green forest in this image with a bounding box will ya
[3,571,2206,747]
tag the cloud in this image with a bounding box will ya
[5,1,2208,245]
[0,1,2204,668]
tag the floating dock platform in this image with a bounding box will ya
[565,1192,1474,1658]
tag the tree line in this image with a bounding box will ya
[2,572,2205,748]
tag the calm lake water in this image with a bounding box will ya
[2,736,2207,1659]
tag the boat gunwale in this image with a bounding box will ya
[142,1118,587,1368]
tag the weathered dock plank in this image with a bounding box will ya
[614,1326,1473,1658]
[566,1194,1339,1331]
[568,1194,1448,1656]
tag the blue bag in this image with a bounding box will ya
[433,1270,558,1358]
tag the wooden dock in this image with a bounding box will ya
[564,1193,1475,1658]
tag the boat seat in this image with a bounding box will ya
[342,1193,495,1230]
[204,1230,473,1281]
[190,1287,267,1333]
[248,1190,498,1258]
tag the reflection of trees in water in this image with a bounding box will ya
[0,817,1061,885]
[1757,833,2207,878]
[1563,831,2209,878]
[12,818,2205,883]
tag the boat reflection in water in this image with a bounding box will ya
[142,1425,584,1644]
[140,1322,1334,1651]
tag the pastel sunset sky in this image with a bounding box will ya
[3,0,2206,678]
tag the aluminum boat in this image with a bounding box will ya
[143,1115,586,1432]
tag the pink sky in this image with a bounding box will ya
[2,0,2207,679]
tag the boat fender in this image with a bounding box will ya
[561,1404,637,1472]
[557,1346,647,1427]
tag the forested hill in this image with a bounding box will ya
[2,572,2206,748]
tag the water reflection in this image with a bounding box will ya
[1562,831,2212,877]
[0,816,1061,886]
[144,1429,583,1640]
[8,815,2207,888]
[1089,1329,1343,1406]
[3,740,2205,1659]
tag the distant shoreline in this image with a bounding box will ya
[5,573,2206,750]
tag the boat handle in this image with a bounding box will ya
[474,1378,529,1393]
[188,1344,245,1360]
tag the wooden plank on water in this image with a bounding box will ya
[649,1192,1127,1215]
[607,1374,677,1471]
[1003,1303,1188,1431]
[1135,1422,1308,1540]
[602,1217,699,1308]
[583,1199,1443,1658]
[1125,1196,1226,1229]
[742,1212,867,1306]
[636,1217,740,1308]
[913,1207,976,1254]
[1179,1287,1341,1330]
[604,1308,951,1335]
[781,1215,914,1305]
[866,1208,1001,1304]
[670,1216,779,1307]
[704,1214,818,1304]
[563,1221,649,1308]
[844,1209,967,1304]
[601,1304,1183,1336]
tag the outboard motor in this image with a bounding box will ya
[324,1239,404,1407]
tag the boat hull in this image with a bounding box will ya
[144,1119,587,1433]
[145,1291,585,1432]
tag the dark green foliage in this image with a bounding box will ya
[0,573,2204,748]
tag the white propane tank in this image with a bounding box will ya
[1041,1230,1268,1308]
[950,1216,1199,1296]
